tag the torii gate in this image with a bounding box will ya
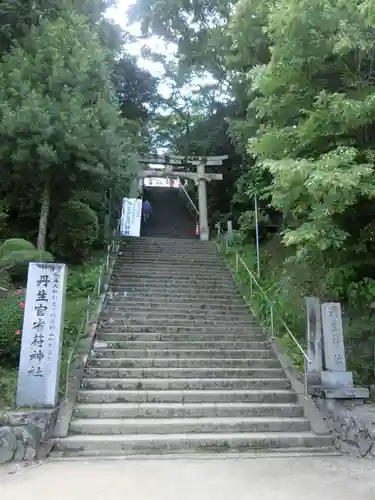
[138,154,228,241]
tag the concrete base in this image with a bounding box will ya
[306,373,322,386]
[321,371,353,389]
[310,387,369,400]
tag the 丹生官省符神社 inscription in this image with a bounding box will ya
[16,263,67,407]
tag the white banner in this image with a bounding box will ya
[144,177,180,188]
[120,197,142,237]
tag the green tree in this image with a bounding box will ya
[249,0,375,278]
[0,11,138,251]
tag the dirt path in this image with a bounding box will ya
[1,455,374,500]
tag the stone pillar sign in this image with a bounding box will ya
[321,302,346,372]
[305,297,322,382]
[16,263,67,408]
[320,301,357,392]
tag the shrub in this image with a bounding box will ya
[0,293,23,366]
[0,238,54,282]
[50,200,99,264]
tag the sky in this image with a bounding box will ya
[105,0,218,100]
[105,0,176,81]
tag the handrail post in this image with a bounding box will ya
[235,252,239,274]
[216,222,221,241]
[304,358,308,398]
[97,273,101,298]
[87,295,91,326]
[270,305,274,338]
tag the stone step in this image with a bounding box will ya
[98,318,257,328]
[106,292,242,301]
[77,389,297,404]
[118,246,218,253]
[118,243,217,248]
[111,269,235,286]
[100,311,252,321]
[113,268,227,276]
[93,340,270,350]
[106,298,246,309]
[115,260,224,268]
[84,367,286,379]
[87,357,280,369]
[120,249,216,254]
[96,332,265,342]
[100,309,252,319]
[70,416,310,435]
[103,304,250,314]
[109,284,238,292]
[115,266,223,272]
[111,283,237,292]
[119,242,216,248]
[73,401,304,419]
[119,242,217,250]
[112,265,227,273]
[116,256,221,264]
[90,349,275,360]
[81,377,291,391]
[108,289,239,298]
[54,432,333,455]
[117,251,219,257]
[53,447,340,459]
[96,325,262,334]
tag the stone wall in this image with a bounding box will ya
[314,398,375,458]
[0,408,58,464]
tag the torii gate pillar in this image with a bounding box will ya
[197,162,209,241]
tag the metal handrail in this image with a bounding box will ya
[63,220,120,398]
[236,254,310,363]
[179,183,199,216]
[216,228,311,397]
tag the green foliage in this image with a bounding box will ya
[0,366,17,409]
[0,293,22,366]
[0,238,54,281]
[51,200,99,264]
[0,9,140,251]
[0,238,35,258]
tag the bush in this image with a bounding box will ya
[0,238,35,258]
[0,294,23,366]
[0,238,54,282]
[50,200,99,264]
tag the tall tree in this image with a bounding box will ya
[0,11,137,250]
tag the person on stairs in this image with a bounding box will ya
[142,199,152,223]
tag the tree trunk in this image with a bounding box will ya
[37,180,51,251]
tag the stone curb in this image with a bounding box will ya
[0,408,58,465]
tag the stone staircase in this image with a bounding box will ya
[141,186,196,238]
[55,237,334,457]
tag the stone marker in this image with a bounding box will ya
[321,302,346,372]
[305,297,322,381]
[320,301,356,393]
[16,263,67,408]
